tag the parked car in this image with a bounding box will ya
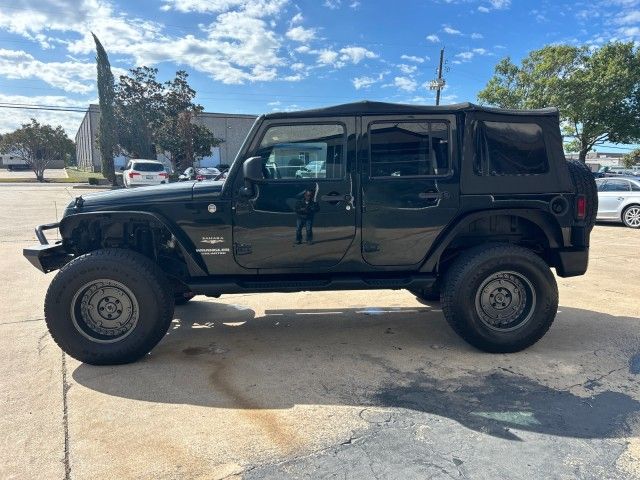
[179,167,221,182]
[25,101,597,365]
[596,177,640,228]
[295,160,326,178]
[122,160,169,188]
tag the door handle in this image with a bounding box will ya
[320,193,343,202]
[419,192,442,201]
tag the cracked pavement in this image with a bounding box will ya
[1,184,640,479]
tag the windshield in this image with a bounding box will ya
[133,162,165,172]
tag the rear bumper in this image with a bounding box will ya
[23,222,72,273]
[554,248,589,278]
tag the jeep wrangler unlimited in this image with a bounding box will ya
[24,102,597,365]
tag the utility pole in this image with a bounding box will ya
[428,48,446,105]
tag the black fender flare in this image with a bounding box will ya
[420,208,563,273]
[59,211,208,277]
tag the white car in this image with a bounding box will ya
[122,159,169,188]
[596,177,640,228]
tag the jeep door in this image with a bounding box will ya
[360,115,460,266]
[232,118,357,269]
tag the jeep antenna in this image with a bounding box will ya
[428,48,447,106]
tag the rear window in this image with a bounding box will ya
[133,162,164,172]
[474,121,549,176]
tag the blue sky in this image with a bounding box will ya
[0,0,638,152]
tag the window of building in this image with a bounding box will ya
[369,121,450,178]
[257,124,345,180]
[474,121,549,176]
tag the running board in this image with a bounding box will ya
[186,274,437,296]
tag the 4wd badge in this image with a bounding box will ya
[207,204,217,213]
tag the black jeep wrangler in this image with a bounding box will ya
[24,102,597,365]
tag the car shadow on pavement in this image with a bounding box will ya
[72,300,640,441]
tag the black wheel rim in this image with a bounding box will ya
[71,279,139,343]
[474,271,536,332]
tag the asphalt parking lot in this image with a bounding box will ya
[1,184,640,480]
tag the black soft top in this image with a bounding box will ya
[263,101,559,119]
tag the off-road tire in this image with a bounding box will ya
[566,159,598,231]
[44,248,175,365]
[441,244,558,353]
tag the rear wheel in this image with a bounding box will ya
[622,205,640,228]
[44,249,174,365]
[441,244,558,353]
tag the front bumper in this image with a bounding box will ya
[23,222,72,273]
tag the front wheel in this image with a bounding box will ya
[622,205,640,228]
[44,249,175,365]
[441,244,558,353]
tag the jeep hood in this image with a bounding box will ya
[66,181,224,214]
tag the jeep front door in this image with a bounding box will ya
[360,116,460,266]
[233,119,356,269]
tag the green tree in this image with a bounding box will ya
[478,42,640,162]
[155,71,221,171]
[92,33,117,185]
[114,66,164,158]
[0,119,74,181]
[622,148,640,168]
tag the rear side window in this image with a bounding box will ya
[631,182,640,191]
[600,180,631,192]
[133,162,164,172]
[474,121,549,176]
[369,121,450,178]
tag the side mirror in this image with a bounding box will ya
[243,156,265,186]
[119,166,125,171]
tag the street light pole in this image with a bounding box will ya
[428,48,446,105]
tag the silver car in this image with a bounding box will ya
[596,177,640,228]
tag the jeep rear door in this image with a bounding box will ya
[232,117,357,269]
[360,115,460,266]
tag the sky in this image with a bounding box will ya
[0,0,638,152]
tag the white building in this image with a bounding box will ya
[75,104,257,172]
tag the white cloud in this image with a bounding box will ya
[426,34,440,43]
[267,100,281,106]
[456,51,474,60]
[0,94,89,136]
[161,0,289,16]
[323,0,341,8]
[290,62,306,70]
[0,49,107,94]
[352,76,377,89]
[401,54,425,63]
[316,49,339,65]
[290,12,304,25]
[349,1,361,8]
[489,0,511,9]
[286,26,316,42]
[393,76,417,92]
[443,25,462,35]
[398,63,417,74]
[478,6,490,12]
[0,0,291,86]
[471,32,484,39]
[339,46,378,64]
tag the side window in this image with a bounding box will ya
[369,121,450,178]
[474,121,549,176]
[257,124,345,180]
[631,182,640,192]
[600,180,631,192]
[125,161,132,170]
[596,180,607,192]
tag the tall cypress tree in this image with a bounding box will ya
[92,33,117,185]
